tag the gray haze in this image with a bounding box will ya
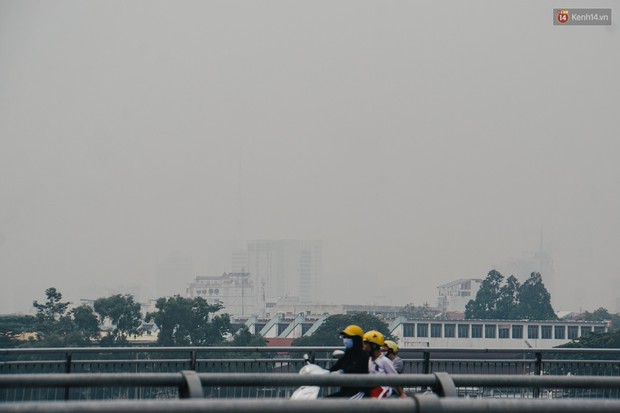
[1,1,619,314]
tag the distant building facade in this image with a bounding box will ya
[246,240,322,315]
[231,249,247,273]
[497,240,556,306]
[228,313,609,349]
[186,272,255,316]
[390,317,608,349]
[437,279,482,313]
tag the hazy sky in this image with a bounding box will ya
[1,1,619,315]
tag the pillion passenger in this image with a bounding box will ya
[382,340,404,374]
[362,330,407,398]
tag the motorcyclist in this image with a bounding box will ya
[363,330,407,398]
[326,324,369,398]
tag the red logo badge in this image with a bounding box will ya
[557,10,570,24]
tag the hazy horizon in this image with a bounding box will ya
[1,1,619,315]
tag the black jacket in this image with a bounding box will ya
[329,347,369,374]
[327,336,369,397]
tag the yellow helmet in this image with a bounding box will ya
[383,340,399,354]
[363,330,385,346]
[340,325,363,338]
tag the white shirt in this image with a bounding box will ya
[369,354,398,375]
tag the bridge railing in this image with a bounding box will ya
[2,386,620,413]
[2,347,620,377]
[2,347,620,401]
[0,347,337,375]
[0,347,620,376]
[2,371,620,402]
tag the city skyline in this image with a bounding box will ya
[3,237,598,316]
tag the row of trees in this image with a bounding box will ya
[147,295,233,346]
[465,270,557,320]
[1,288,395,349]
[0,287,266,348]
[28,288,145,346]
[3,276,617,348]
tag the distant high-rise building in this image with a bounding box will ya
[497,235,556,306]
[500,251,556,304]
[246,240,322,315]
[231,249,247,273]
[613,278,620,314]
[533,249,555,303]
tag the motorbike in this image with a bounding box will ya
[290,350,345,400]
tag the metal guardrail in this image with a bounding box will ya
[2,347,620,401]
[4,372,620,391]
[2,372,620,401]
[2,396,620,413]
[3,347,620,375]
[5,346,620,356]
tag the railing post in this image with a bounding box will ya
[423,351,431,374]
[190,350,197,371]
[533,351,543,398]
[414,393,442,411]
[433,372,457,397]
[534,352,543,376]
[179,370,203,398]
[64,352,72,401]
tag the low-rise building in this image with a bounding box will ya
[231,313,607,349]
[186,272,256,316]
[389,317,609,349]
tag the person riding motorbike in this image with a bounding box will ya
[326,324,369,398]
[362,330,407,398]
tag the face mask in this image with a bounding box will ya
[381,351,388,357]
[343,338,354,349]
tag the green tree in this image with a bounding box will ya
[581,307,620,332]
[147,295,231,346]
[465,270,504,319]
[496,275,520,319]
[517,272,557,320]
[292,312,392,346]
[32,287,73,344]
[402,303,441,319]
[229,326,267,347]
[558,330,620,349]
[29,288,102,347]
[32,287,70,339]
[0,315,34,347]
[52,315,96,347]
[94,294,143,345]
[465,271,557,321]
[71,305,100,341]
